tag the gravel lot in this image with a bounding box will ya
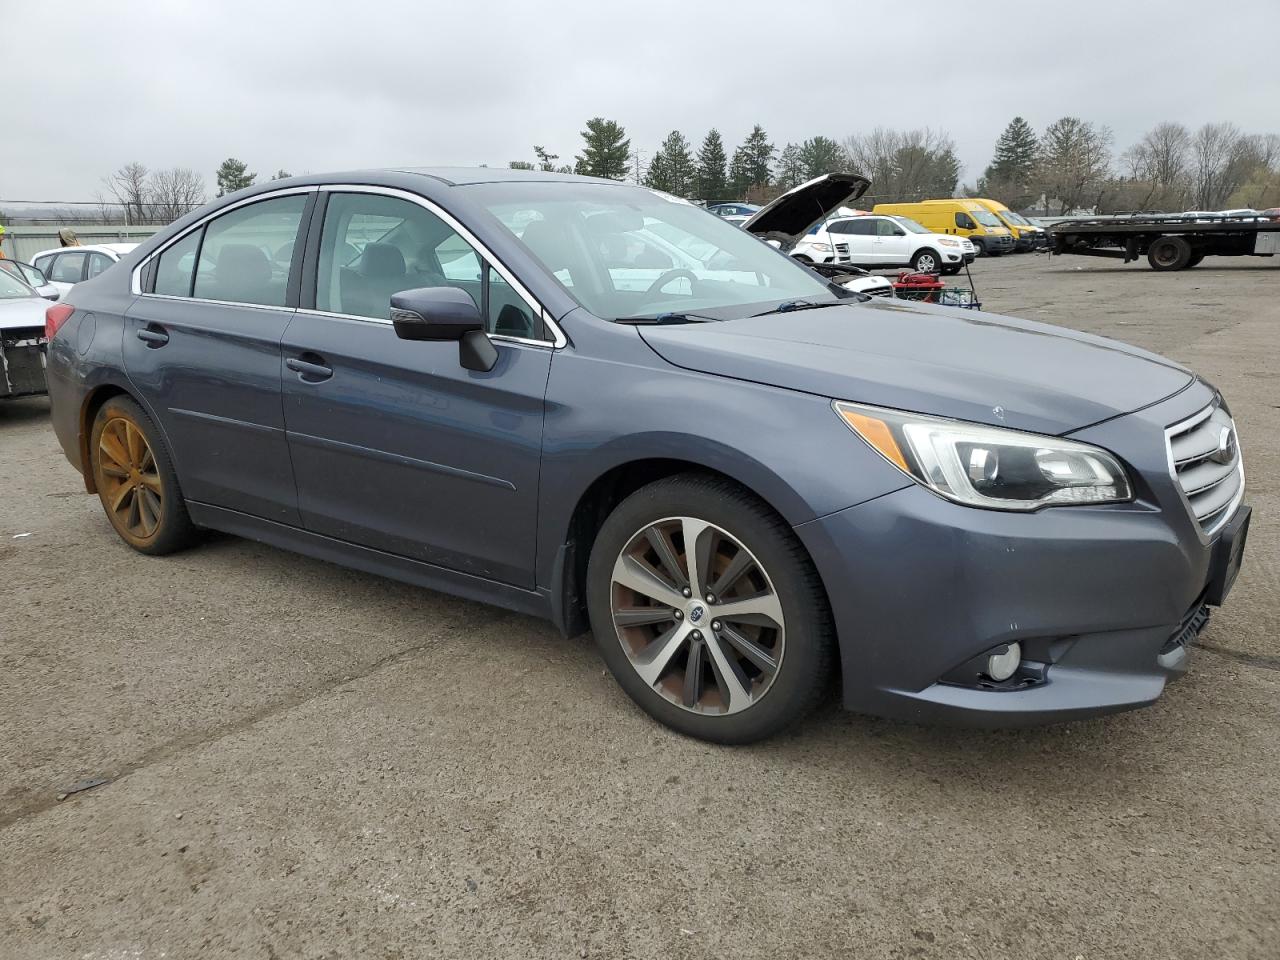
[2,254,1277,960]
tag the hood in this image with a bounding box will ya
[638,299,1193,436]
[742,173,870,253]
[0,297,49,331]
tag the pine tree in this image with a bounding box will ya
[647,130,694,195]
[644,151,671,192]
[799,136,844,181]
[694,129,728,200]
[215,158,255,197]
[983,117,1039,186]
[574,118,631,180]
[737,125,775,190]
[775,143,804,189]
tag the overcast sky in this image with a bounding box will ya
[5,0,1279,204]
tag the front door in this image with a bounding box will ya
[872,217,912,266]
[123,191,311,523]
[280,189,552,588]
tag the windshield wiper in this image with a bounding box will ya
[615,312,718,325]
[750,299,841,317]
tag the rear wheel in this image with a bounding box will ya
[910,249,941,273]
[90,396,198,555]
[586,474,834,744]
[1148,235,1192,271]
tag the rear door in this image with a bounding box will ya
[123,190,314,523]
[280,187,552,587]
[838,219,879,264]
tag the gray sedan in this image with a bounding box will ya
[41,169,1249,742]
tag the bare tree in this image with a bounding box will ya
[103,161,150,224]
[1036,117,1113,214]
[148,168,206,222]
[1120,122,1191,209]
[1190,122,1246,209]
[842,127,961,202]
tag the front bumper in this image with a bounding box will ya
[1,329,48,399]
[795,381,1246,727]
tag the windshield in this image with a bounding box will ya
[893,217,930,234]
[0,269,37,300]
[973,210,1003,228]
[470,182,837,320]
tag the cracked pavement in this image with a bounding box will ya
[1,254,1277,959]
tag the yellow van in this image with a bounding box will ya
[970,198,1046,252]
[871,199,1015,256]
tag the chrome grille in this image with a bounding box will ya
[834,242,850,261]
[1166,401,1244,535]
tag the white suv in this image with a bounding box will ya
[792,215,974,275]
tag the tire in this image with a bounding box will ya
[90,395,199,555]
[910,249,941,273]
[1147,235,1192,271]
[970,239,986,258]
[586,474,835,744]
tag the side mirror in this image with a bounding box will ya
[390,286,497,372]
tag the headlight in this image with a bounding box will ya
[809,242,832,253]
[938,238,961,247]
[833,401,1132,510]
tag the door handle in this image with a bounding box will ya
[286,354,333,382]
[136,325,169,347]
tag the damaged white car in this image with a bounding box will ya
[0,269,50,400]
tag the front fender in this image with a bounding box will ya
[534,314,911,587]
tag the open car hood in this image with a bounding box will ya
[741,173,871,252]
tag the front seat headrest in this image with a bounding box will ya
[358,242,406,278]
[215,243,271,294]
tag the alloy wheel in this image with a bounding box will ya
[609,517,785,715]
[917,253,937,272]
[97,416,164,540]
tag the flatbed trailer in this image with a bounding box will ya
[1047,214,1280,271]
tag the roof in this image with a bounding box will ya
[389,166,623,187]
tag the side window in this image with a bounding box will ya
[846,219,875,236]
[193,194,307,306]
[50,252,86,283]
[33,255,54,276]
[85,252,115,278]
[316,191,540,338]
[875,219,901,237]
[153,229,202,297]
[955,212,976,230]
[827,221,850,235]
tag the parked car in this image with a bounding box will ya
[872,199,1016,256]
[789,214,974,274]
[30,242,138,297]
[738,176,897,294]
[0,268,50,399]
[0,259,60,299]
[706,202,760,220]
[44,169,1249,743]
[970,198,1047,251]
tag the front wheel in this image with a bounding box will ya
[586,475,834,744]
[911,249,941,273]
[90,395,199,555]
[970,239,986,258]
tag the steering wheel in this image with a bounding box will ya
[643,268,700,298]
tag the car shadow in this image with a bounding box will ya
[0,396,51,425]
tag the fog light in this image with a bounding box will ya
[984,642,1021,682]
